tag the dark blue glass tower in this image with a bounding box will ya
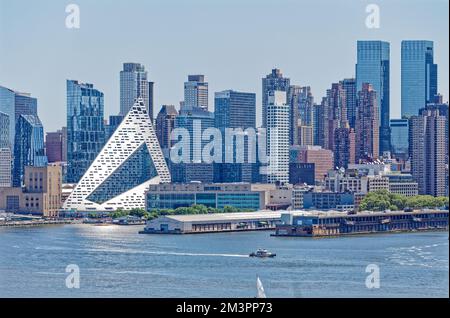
[66,80,105,183]
[356,41,390,155]
[0,86,38,152]
[390,119,409,160]
[12,114,47,186]
[214,90,257,183]
[401,40,438,118]
[171,106,215,183]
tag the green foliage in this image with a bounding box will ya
[359,190,449,211]
[105,204,255,220]
[109,207,151,220]
[148,204,255,217]
[129,208,147,218]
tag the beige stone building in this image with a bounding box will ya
[0,165,61,217]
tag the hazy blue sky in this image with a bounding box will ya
[0,0,448,132]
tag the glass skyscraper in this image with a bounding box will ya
[0,86,38,152]
[66,80,105,183]
[120,63,154,120]
[401,40,437,118]
[14,92,37,122]
[0,86,15,149]
[214,90,256,129]
[214,90,257,183]
[13,114,47,186]
[106,114,124,139]
[171,107,215,183]
[390,119,409,160]
[356,41,390,154]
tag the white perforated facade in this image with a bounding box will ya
[63,98,171,212]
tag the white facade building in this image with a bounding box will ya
[266,91,290,184]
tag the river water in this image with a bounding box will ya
[0,224,448,297]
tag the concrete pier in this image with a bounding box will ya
[273,209,449,237]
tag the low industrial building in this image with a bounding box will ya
[0,165,62,217]
[291,186,313,209]
[274,209,449,237]
[140,211,299,234]
[386,174,419,196]
[265,184,292,210]
[145,183,290,211]
[324,169,389,194]
[302,191,354,210]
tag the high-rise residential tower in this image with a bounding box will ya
[0,111,9,149]
[120,63,154,120]
[262,69,290,128]
[66,80,105,183]
[409,107,446,196]
[266,91,290,184]
[45,130,64,163]
[341,78,357,129]
[288,85,314,146]
[155,105,178,157]
[423,102,449,160]
[401,40,438,118]
[334,127,356,169]
[184,75,209,111]
[356,41,390,154]
[0,112,11,187]
[356,83,379,162]
[313,102,325,146]
[321,82,348,151]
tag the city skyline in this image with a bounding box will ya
[0,0,449,302]
[0,0,449,133]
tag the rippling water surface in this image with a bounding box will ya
[0,225,448,297]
